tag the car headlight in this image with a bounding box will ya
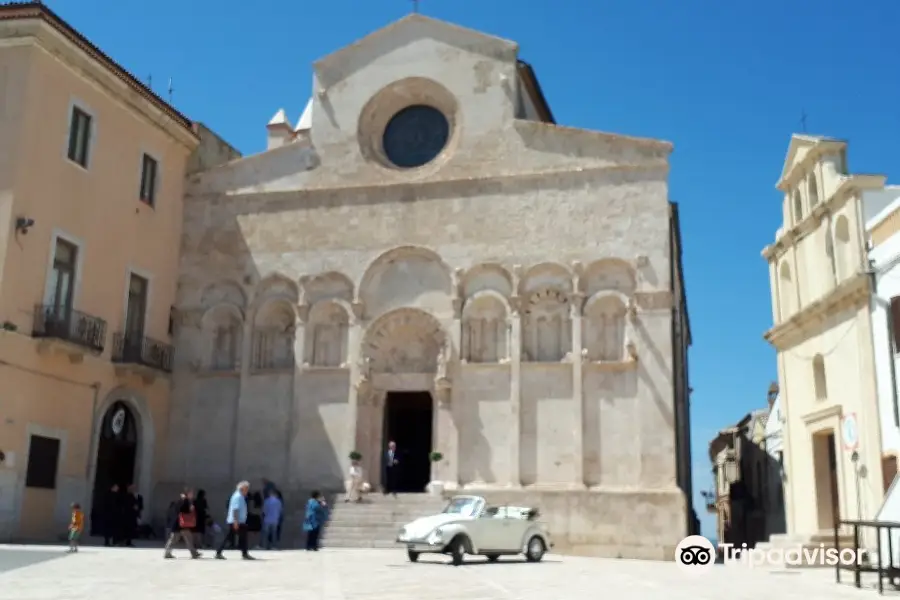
[426,528,444,544]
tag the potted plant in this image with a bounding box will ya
[349,450,362,461]
[426,451,445,495]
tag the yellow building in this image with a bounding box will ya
[0,2,198,541]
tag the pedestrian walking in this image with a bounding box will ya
[262,489,283,550]
[215,481,254,560]
[67,502,84,553]
[163,490,201,559]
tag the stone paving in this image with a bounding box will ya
[0,545,886,599]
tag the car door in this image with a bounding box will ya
[495,516,531,551]
[467,510,505,551]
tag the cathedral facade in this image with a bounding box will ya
[165,15,693,558]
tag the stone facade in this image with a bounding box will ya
[163,15,692,558]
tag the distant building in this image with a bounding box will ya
[762,135,892,541]
[763,383,786,537]
[866,189,900,493]
[709,405,776,548]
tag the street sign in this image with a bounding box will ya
[842,413,859,451]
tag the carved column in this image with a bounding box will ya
[571,261,585,488]
[230,316,255,481]
[286,305,308,487]
[345,302,364,470]
[509,298,522,487]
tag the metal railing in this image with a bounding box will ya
[111,333,173,373]
[836,519,900,594]
[31,304,106,353]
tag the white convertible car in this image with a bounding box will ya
[396,495,553,565]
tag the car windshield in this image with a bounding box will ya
[442,497,480,517]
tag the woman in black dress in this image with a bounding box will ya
[193,489,209,548]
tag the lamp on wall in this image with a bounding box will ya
[14,217,34,235]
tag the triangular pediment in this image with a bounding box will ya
[313,14,518,88]
[778,133,846,188]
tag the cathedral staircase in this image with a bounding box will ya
[315,493,447,549]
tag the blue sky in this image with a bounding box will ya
[44,0,900,536]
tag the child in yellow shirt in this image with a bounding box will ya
[68,503,84,553]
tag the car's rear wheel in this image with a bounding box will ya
[486,554,500,563]
[525,536,545,563]
[407,550,419,563]
[450,537,467,566]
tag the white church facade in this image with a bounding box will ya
[162,15,694,558]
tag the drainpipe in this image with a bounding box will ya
[83,382,102,479]
[870,266,900,428]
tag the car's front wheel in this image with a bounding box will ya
[525,536,545,563]
[450,536,467,566]
[407,550,419,563]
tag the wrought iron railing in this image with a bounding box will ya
[32,304,106,352]
[111,333,173,373]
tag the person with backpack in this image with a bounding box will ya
[163,489,201,559]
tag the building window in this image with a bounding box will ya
[808,176,819,208]
[125,273,149,341]
[889,297,900,354]
[25,435,60,489]
[813,354,828,400]
[67,106,92,168]
[48,238,78,316]
[139,154,158,205]
[792,190,803,224]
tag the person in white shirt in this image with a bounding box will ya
[345,459,364,502]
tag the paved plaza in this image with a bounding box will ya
[0,545,886,599]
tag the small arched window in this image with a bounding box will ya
[825,230,837,281]
[834,215,852,281]
[779,261,796,319]
[813,354,828,400]
[808,175,819,208]
[793,191,803,224]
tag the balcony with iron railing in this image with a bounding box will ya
[31,304,107,356]
[111,332,173,378]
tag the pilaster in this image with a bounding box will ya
[231,318,253,481]
[510,265,523,487]
[287,306,307,486]
[570,262,585,487]
[345,303,364,469]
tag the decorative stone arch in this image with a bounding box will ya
[461,290,510,363]
[361,307,450,374]
[301,271,354,306]
[201,304,244,370]
[305,298,352,367]
[201,279,247,309]
[583,290,630,362]
[580,258,636,297]
[253,297,298,327]
[253,273,300,308]
[357,246,453,319]
[460,263,514,299]
[86,386,155,520]
[517,262,573,297]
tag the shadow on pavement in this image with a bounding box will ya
[0,549,68,574]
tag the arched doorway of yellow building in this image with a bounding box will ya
[89,401,138,535]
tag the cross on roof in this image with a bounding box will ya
[800,110,808,133]
[412,0,420,13]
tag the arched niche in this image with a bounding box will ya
[581,258,636,297]
[582,291,628,361]
[201,304,244,370]
[834,214,852,281]
[521,287,571,362]
[362,307,448,374]
[201,280,247,309]
[779,261,796,320]
[251,299,296,371]
[808,175,820,208]
[254,273,300,306]
[358,246,453,319]
[305,300,351,367]
[825,229,837,285]
[460,263,514,299]
[792,191,803,225]
[302,271,354,306]
[461,291,509,363]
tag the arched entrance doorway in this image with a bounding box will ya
[90,401,138,534]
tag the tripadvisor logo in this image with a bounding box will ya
[674,535,863,573]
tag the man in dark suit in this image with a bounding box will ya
[384,440,399,496]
